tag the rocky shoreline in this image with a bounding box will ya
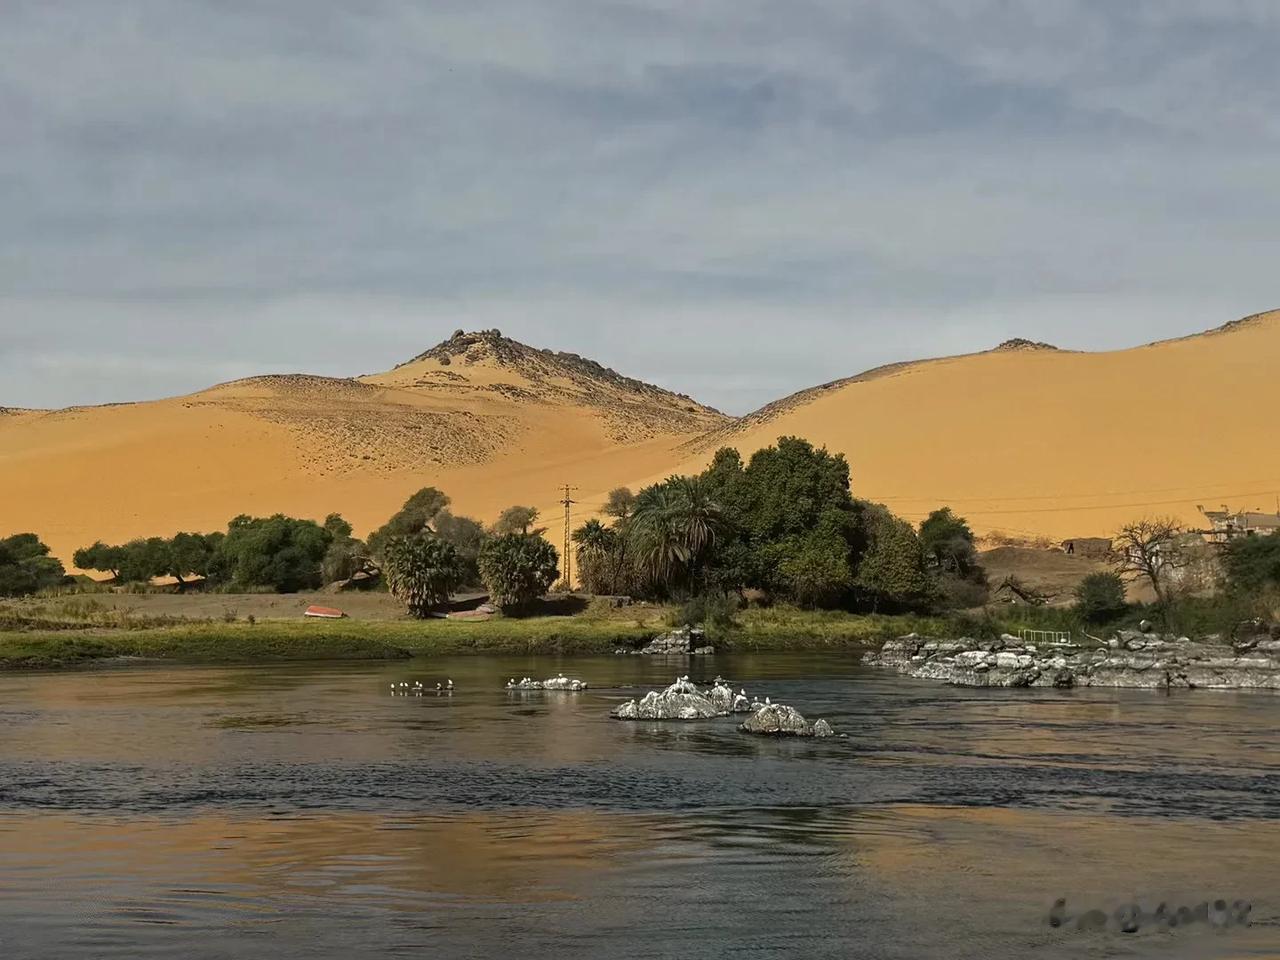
[864,625,1280,690]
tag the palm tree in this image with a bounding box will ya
[628,477,731,595]
[572,519,617,594]
[629,483,688,592]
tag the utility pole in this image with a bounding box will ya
[560,484,578,590]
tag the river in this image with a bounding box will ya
[1,653,1277,958]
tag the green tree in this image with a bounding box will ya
[432,510,487,586]
[477,533,559,613]
[73,541,125,581]
[0,533,66,597]
[629,478,731,595]
[367,487,451,560]
[491,505,543,537]
[1074,571,1128,623]
[116,537,174,584]
[218,515,333,592]
[167,532,220,584]
[603,487,637,522]
[919,508,980,576]
[383,534,463,617]
[855,507,931,611]
[774,531,854,607]
[320,514,370,585]
[1223,534,1280,593]
[572,518,619,594]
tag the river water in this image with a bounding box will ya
[1,653,1278,959]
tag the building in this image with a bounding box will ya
[1197,505,1280,544]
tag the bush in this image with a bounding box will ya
[0,534,66,597]
[383,534,463,617]
[669,593,741,633]
[477,534,559,614]
[1224,534,1280,593]
[218,515,333,593]
[1073,572,1128,623]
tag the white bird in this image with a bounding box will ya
[436,682,442,691]
[447,679,454,689]
[739,689,746,696]
[764,696,771,705]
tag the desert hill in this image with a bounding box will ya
[0,330,726,566]
[637,309,1280,543]
[5,313,1280,569]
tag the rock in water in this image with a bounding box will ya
[739,703,834,738]
[507,676,588,691]
[637,625,707,655]
[864,630,1280,690]
[611,677,725,720]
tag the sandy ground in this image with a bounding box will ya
[0,332,724,568]
[646,309,1280,543]
[4,314,1279,569]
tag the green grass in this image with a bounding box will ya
[16,596,1231,671]
[0,615,665,669]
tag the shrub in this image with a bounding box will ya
[367,487,450,561]
[0,533,66,597]
[218,514,332,593]
[854,508,931,611]
[670,593,741,633]
[383,534,463,617]
[477,534,559,614]
[1223,534,1280,594]
[1073,571,1128,623]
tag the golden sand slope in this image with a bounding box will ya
[637,310,1280,542]
[0,331,725,566]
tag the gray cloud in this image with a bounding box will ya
[2,0,1279,412]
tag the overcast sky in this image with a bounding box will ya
[3,1,1279,414]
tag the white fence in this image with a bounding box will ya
[1017,628,1071,645]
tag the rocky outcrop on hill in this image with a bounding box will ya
[864,631,1280,690]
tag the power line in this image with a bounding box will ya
[559,484,578,588]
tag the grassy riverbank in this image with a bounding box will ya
[0,595,950,669]
[3,588,1207,670]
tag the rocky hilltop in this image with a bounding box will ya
[864,623,1280,690]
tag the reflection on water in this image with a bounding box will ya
[0,654,1278,958]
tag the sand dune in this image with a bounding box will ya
[4,313,1278,568]
[0,330,725,566]
[640,309,1280,542]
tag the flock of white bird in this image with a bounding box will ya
[389,679,453,696]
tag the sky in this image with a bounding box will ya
[3,0,1280,415]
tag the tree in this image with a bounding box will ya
[218,514,333,592]
[1074,572,1128,623]
[919,508,979,577]
[73,541,125,581]
[367,487,450,560]
[320,514,371,585]
[432,510,487,586]
[855,508,931,611]
[0,533,66,597]
[1223,534,1280,594]
[167,532,219,584]
[603,487,637,522]
[572,518,619,594]
[775,531,854,608]
[383,534,463,617]
[116,537,174,584]
[491,505,543,537]
[477,534,559,613]
[628,478,731,595]
[1112,517,1188,608]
